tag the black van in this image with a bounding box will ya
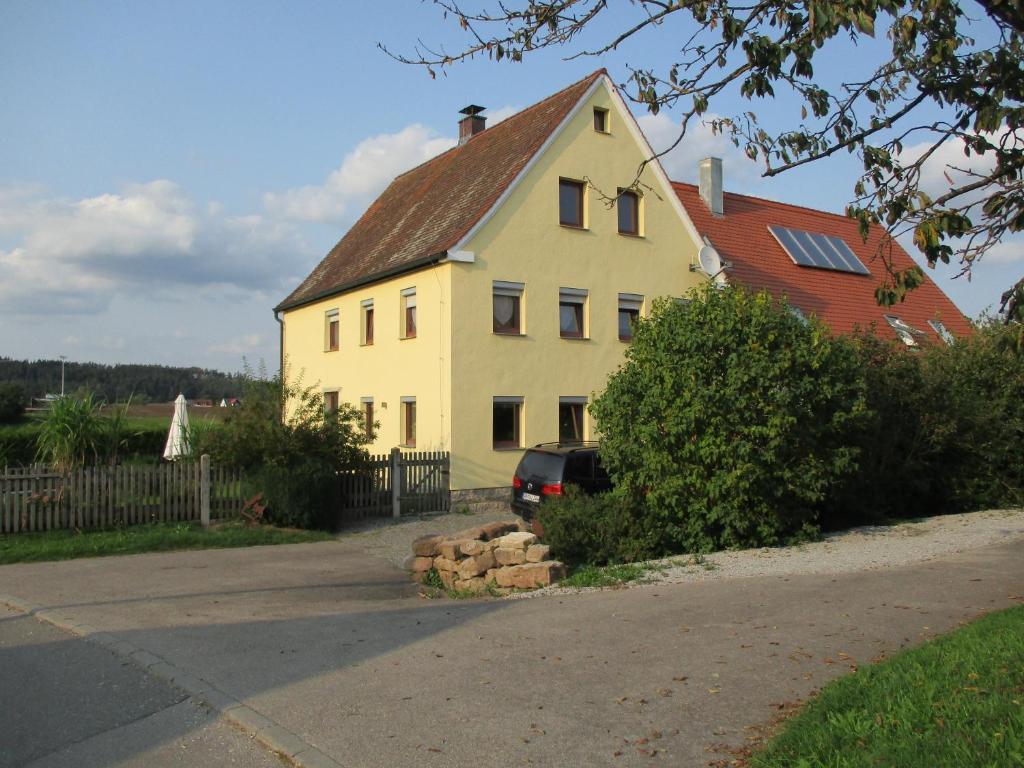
[510,442,612,519]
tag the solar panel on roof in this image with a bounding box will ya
[768,225,871,275]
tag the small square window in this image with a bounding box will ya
[493,397,523,449]
[559,397,587,443]
[593,107,609,133]
[618,294,643,341]
[361,300,374,345]
[325,310,339,351]
[361,398,374,438]
[401,288,417,339]
[324,390,339,414]
[493,281,524,335]
[559,179,585,228]
[401,398,416,447]
[560,288,588,339]
[617,189,640,235]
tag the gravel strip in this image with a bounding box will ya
[339,502,518,568]
[517,507,1024,599]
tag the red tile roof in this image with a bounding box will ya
[277,69,607,311]
[672,183,974,342]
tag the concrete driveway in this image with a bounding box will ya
[2,533,1023,767]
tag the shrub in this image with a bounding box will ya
[831,319,1024,527]
[591,285,868,553]
[0,382,26,424]
[201,365,370,529]
[539,487,669,566]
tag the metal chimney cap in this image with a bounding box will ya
[459,105,487,116]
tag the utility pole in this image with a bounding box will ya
[59,355,66,397]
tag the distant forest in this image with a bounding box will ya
[0,357,246,404]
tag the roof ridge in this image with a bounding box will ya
[670,180,865,225]
[390,68,608,183]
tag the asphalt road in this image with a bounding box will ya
[1,533,1022,767]
[0,606,281,768]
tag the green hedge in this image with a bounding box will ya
[0,421,167,467]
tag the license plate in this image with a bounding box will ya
[521,492,541,503]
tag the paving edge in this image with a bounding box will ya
[0,592,343,768]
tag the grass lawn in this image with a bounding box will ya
[752,605,1024,767]
[0,521,333,565]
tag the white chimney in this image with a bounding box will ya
[699,157,724,216]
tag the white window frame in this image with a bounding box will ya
[492,396,524,450]
[559,287,589,340]
[493,280,525,335]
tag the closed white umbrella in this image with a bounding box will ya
[163,394,191,460]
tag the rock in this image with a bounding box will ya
[433,556,458,572]
[525,544,550,563]
[460,540,485,557]
[494,547,527,566]
[483,539,503,551]
[492,566,517,588]
[479,520,521,540]
[438,539,472,560]
[497,561,566,589]
[404,555,435,572]
[453,526,488,541]
[494,531,537,550]
[455,576,487,594]
[439,569,458,589]
[458,551,496,578]
[485,568,500,583]
[412,534,446,557]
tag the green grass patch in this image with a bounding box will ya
[560,562,654,588]
[0,521,332,564]
[753,606,1024,767]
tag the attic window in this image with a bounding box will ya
[325,310,339,352]
[768,225,871,275]
[928,319,955,345]
[885,314,923,347]
[593,107,609,133]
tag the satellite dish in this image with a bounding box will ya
[697,244,722,275]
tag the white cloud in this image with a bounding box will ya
[486,104,520,125]
[636,112,761,187]
[0,180,315,316]
[986,239,1024,264]
[263,124,456,224]
[208,333,264,356]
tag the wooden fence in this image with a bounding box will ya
[0,457,244,534]
[1,449,449,533]
[337,449,450,523]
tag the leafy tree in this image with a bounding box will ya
[0,382,27,424]
[590,285,868,551]
[387,0,1024,321]
[201,366,371,529]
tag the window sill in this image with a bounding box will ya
[400,443,416,449]
[560,335,590,341]
[324,348,339,353]
[559,223,588,231]
[618,336,633,343]
[493,330,526,337]
[400,335,417,341]
[617,231,644,239]
[360,342,374,347]
[493,445,524,452]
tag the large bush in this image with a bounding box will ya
[201,367,370,529]
[591,285,868,552]
[0,382,26,424]
[831,319,1023,526]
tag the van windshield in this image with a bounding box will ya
[518,451,564,482]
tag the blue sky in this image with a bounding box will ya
[1,1,1019,372]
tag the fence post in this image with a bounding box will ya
[390,447,401,518]
[200,454,211,528]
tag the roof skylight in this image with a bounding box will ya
[768,225,870,275]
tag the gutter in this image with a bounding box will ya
[274,252,448,314]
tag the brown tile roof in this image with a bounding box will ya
[277,69,607,311]
[673,182,974,342]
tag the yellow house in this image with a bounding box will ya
[276,70,706,500]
